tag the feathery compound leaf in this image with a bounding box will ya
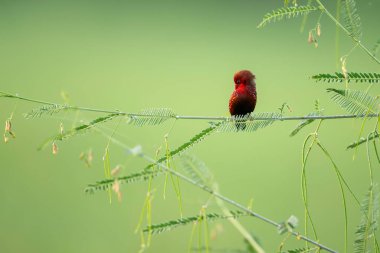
[88,123,221,193]
[217,112,281,133]
[312,72,380,83]
[290,111,321,137]
[128,108,175,126]
[285,248,313,253]
[341,0,362,39]
[257,5,320,28]
[346,132,379,149]
[144,122,221,171]
[327,88,379,115]
[85,170,159,193]
[24,104,69,119]
[180,154,213,186]
[354,185,379,253]
[143,211,246,235]
[38,113,121,150]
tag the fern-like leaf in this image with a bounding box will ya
[327,88,379,115]
[180,154,213,186]
[312,72,380,84]
[143,122,221,172]
[257,5,320,28]
[38,113,121,150]
[128,108,175,126]
[87,123,220,193]
[143,211,246,235]
[342,0,362,40]
[85,169,159,193]
[24,104,69,119]
[216,112,281,133]
[354,185,379,253]
[290,112,322,137]
[285,248,313,253]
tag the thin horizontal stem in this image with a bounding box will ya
[1,91,379,122]
[97,129,337,253]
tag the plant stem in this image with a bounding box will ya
[98,129,338,253]
[1,90,379,122]
[213,183,265,253]
[315,0,380,65]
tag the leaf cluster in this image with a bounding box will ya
[257,5,320,28]
[312,72,380,84]
[143,210,246,235]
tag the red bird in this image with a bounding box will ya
[229,70,257,129]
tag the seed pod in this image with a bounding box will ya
[4,135,9,143]
[111,165,122,177]
[316,23,321,37]
[308,31,314,44]
[5,120,11,132]
[60,123,64,135]
[52,142,58,155]
[341,57,348,79]
[112,180,122,202]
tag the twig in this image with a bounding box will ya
[1,91,379,122]
[315,0,380,65]
[96,129,338,253]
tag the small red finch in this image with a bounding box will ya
[229,70,257,130]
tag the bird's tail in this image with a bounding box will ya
[235,121,247,131]
[234,114,250,131]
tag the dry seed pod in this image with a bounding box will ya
[87,150,93,165]
[341,57,348,78]
[4,135,9,143]
[52,142,58,155]
[112,180,122,202]
[317,23,321,37]
[111,165,122,177]
[5,120,11,132]
[308,31,314,44]
[60,123,64,135]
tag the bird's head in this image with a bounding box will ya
[234,70,255,89]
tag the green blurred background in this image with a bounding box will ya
[1,0,379,252]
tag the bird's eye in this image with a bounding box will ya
[236,80,241,84]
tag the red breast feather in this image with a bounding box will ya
[228,70,257,130]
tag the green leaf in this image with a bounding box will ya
[24,104,69,119]
[257,5,320,28]
[354,185,379,253]
[312,72,380,84]
[285,248,313,253]
[290,112,321,137]
[180,154,213,186]
[127,108,175,126]
[327,88,379,115]
[85,170,159,193]
[216,112,281,133]
[143,211,246,235]
[342,0,362,40]
[38,113,121,150]
[143,122,221,172]
[347,132,379,149]
[86,123,220,193]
